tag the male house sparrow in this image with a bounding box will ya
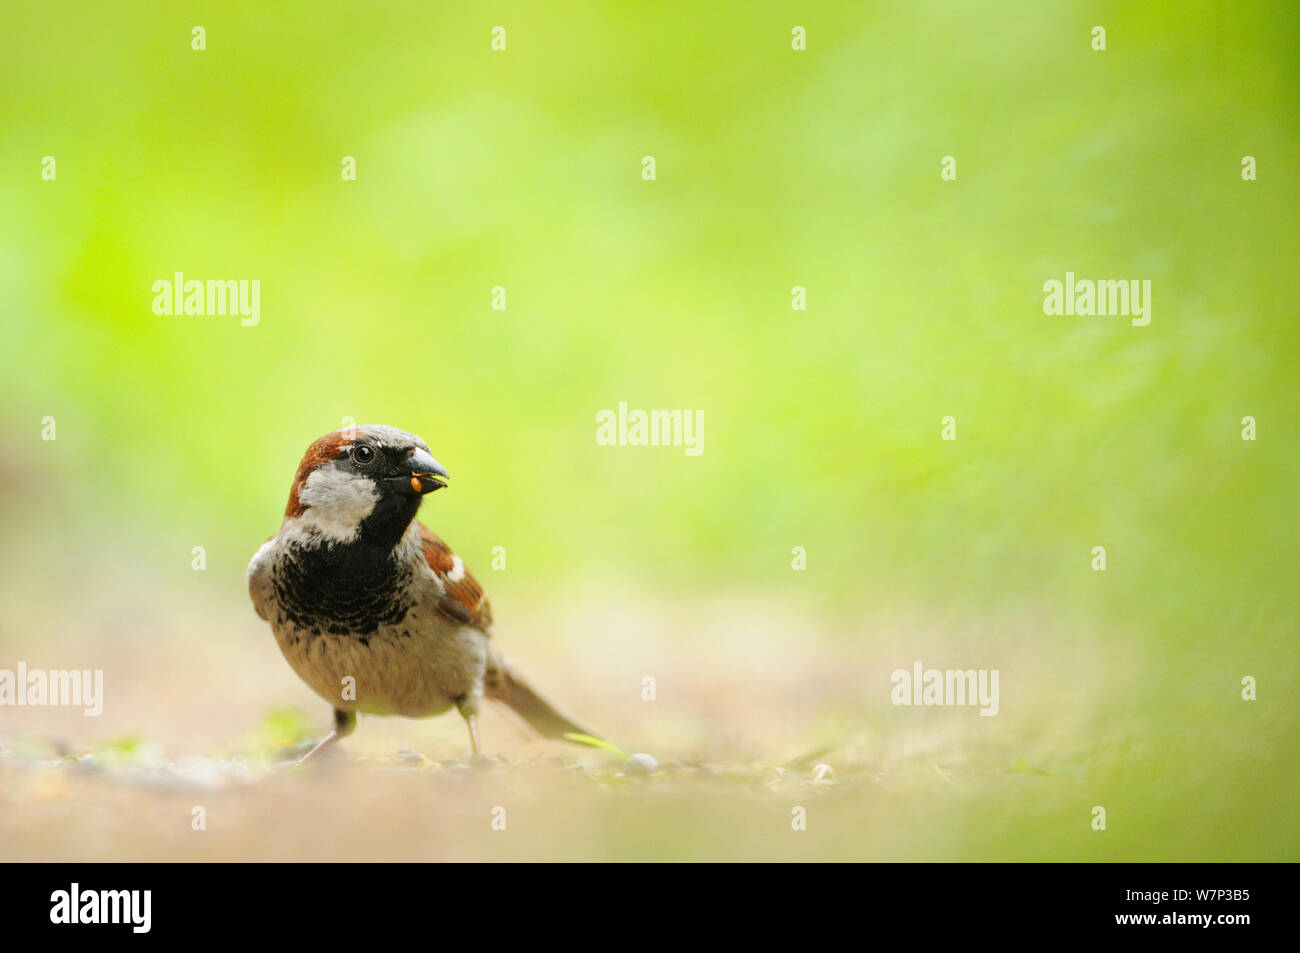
[248,425,595,762]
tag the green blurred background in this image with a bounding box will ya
[0,1,1296,860]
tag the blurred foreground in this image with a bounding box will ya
[1,526,1293,861]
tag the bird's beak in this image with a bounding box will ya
[393,448,449,496]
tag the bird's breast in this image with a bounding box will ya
[271,609,488,718]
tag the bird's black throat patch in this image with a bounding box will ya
[272,535,416,636]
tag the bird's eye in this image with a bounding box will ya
[351,445,377,467]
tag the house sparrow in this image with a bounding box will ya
[248,425,596,762]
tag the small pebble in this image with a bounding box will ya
[624,753,658,775]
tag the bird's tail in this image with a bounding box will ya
[484,652,602,747]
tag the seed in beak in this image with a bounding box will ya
[410,476,423,493]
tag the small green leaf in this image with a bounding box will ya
[563,732,628,759]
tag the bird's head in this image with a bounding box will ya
[283,425,448,546]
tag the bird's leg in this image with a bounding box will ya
[466,715,482,757]
[456,696,482,759]
[297,708,356,765]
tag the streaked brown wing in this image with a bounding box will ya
[418,522,493,632]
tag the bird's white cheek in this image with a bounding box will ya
[293,467,379,542]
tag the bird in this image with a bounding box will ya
[247,424,597,763]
